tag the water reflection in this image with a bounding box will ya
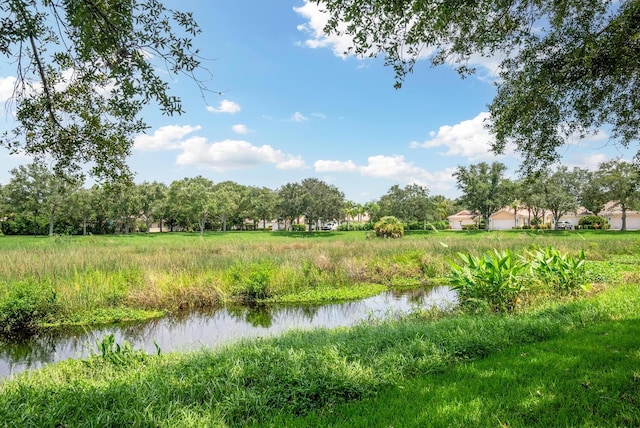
[0,286,456,380]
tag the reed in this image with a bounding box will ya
[0,230,639,328]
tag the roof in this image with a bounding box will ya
[447,210,476,220]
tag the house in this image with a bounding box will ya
[449,202,640,231]
[488,208,517,230]
[556,207,594,229]
[599,201,640,230]
[447,210,478,230]
[448,208,548,230]
[490,208,557,230]
[448,206,574,230]
[489,208,522,230]
[559,204,640,230]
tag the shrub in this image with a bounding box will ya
[448,249,527,313]
[579,215,609,229]
[0,280,58,336]
[526,246,587,294]
[373,216,405,238]
[428,220,450,230]
[449,247,589,313]
[90,334,156,367]
[291,223,306,232]
[227,262,275,303]
[0,213,48,236]
[406,221,423,231]
[405,221,449,231]
[338,222,373,231]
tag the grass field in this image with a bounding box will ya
[0,230,639,425]
[1,229,639,328]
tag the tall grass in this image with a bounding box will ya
[0,232,454,327]
[0,230,639,328]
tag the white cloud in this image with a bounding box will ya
[462,52,505,80]
[313,154,459,196]
[315,159,358,172]
[410,112,501,160]
[291,112,308,122]
[294,2,354,58]
[206,99,241,114]
[359,155,425,179]
[176,139,308,171]
[0,76,16,102]
[232,124,250,134]
[358,155,459,195]
[566,152,610,171]
[413,113,612,165]
[294,1,499,78]
[311,112,327,119]
[134,125,202,150]
[564,128,609,145]
[135,125,307,171]
[276,156,308,170]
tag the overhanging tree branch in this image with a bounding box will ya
[1,0,211,182]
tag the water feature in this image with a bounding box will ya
[0,286,456,380]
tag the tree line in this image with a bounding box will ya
[0,164,456,236]
[455,159,640,231]
[1,157,638,236]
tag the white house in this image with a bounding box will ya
[489,208,524,230]
[447,210,478,230]
[599,201,640,230]
[556,207,594,229]
[449,202,640,231]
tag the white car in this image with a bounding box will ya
[556,220,573,230]
[321,222,338,231]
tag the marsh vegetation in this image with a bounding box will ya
[1,230,639,426]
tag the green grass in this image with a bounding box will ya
[1,229,640,327]
[0,231,446,326]
[263,314,639,427]
[1,280,638,427]
[0,230,637,428]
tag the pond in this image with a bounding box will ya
[0,286,457,380]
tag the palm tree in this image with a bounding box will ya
[510,199,520,228]
[343,202,357,230]
[356,203,365,222]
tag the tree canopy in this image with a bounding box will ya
[594,159,640,231]
[378,183,432,226]
[454,162,510,230]
[1,0,206,181]
[313,0,640,170]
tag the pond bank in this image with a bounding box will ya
[0,286,456,379]
[1,283,637,427]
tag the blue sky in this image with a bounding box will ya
[0,0,634,203]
